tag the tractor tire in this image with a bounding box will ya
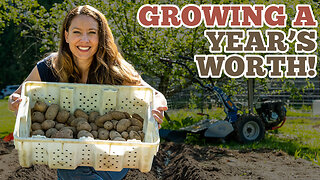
[234,114,265,143]
[265,105,286,130]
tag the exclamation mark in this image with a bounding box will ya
[308,56,317,77]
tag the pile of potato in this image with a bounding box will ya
[30,101,145,141]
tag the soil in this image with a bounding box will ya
[0,139,319,180]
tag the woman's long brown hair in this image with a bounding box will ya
[52,5,141,85]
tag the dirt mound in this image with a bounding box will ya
[0,140,319,180]
[125,142,320,180]
[8,165,57,180]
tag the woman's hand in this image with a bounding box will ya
[152,92,168,129]
[8,93,22,114]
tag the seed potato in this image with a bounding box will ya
[103,121,113,130]
[31,112,45,123]
[109,111,126,120]
[55,123,65,130]
[45,104,59,120]
[129,131,141,140]
[116,119,131,133]
[53,128,73,139]
[45,128,58,138]
[31,129,45,136]
[98,129,110,140]
[56,110,70,123]
[33,101,48,113]
[77,121,92,132]
[130,118,143,129]
[60,126,77,136]
[77,130,93,139]
[127,126,141,132]
[121,131,129,139]
[74,109,89,120]
[41,120,56,130]
[31,123,42,131]
[110,130,122,140]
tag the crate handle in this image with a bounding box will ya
[14,96,29,138]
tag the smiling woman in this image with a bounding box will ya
[8,4,168,180]
[64,15,99,83]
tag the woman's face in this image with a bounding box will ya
[65,15,99,63]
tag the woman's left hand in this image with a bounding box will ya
[152,92,168,129]
[152,106,168,129]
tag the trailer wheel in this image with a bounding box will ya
[234,114,265,143]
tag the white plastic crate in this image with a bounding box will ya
[13,81,159,172]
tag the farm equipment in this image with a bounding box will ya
[159,56,286,143]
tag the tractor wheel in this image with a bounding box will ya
[234,114,265,143]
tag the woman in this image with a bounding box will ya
[8,5,167,180]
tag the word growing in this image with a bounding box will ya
[138,4,317,28]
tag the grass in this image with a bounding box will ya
[0,99,16,138]
[163,108,320,166]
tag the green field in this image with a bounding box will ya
[0,99,16,138]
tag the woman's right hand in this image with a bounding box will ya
[8,93,22,114]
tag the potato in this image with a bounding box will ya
[45,128,58,138]
[111,120,118,129]
[138,131,145,141]
[103,121,113,131]
[74,109,89,120]
[95,114,113,127]
[116,119,131,133]
[109,130,122,140]
[121,131,128,139]
[98,128,106,133]
[98,129,110,140]
[109,111,126,120]
[113,137,126,141]
[130,118,143,129]
[56,110,70,123]
[67,115,76,125]
[33,101,48,113]
[77,121,92,132]
[91,131,98,139]
[90,123,98,131]
[31,129,45,136]
[77,130,93,139]
[31,112,45,123]
[61,126,77,135]
[55,123,65,130]
[127,126,141,132]
[31,123,42,131]
[53,128,73,139]
[45,104,59,120]
[70,117,87,127]
[89,111,99,123]
[129,131,141,140]
[41,120,56,130]
[132,113,144,122]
